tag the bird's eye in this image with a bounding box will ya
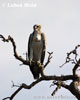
[37,26,39,28]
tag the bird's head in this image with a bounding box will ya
[33,24,41,33]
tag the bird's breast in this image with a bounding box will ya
[33,34,41,42]
[32,34,43,50]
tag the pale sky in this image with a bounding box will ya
[0,0,80,100]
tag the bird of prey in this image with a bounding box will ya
[28,24,46,79]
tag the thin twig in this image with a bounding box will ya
[44,52,53,68]
[51,81,61,96]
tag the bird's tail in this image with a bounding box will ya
[30,65,40,79]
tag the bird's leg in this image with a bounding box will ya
[37,60,41,65]
[29,59,32,66]
[40,66,45,77]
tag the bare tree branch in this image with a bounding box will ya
[60,45,80,68]
[2,75,75,100]
[0,34,29,65]
[0,35,80,100]
[44,52,53,68]
[51,80,80,100]
[3,85,23,100]
[51,81,70,90]
[51,81,61,96]
[73,59,80,77]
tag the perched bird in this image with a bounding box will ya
[28,24,46,79]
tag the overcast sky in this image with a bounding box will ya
[0,0,80,100]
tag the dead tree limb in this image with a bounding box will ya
[60,45,80,67]
[44,52,53,68]
[51,45,80,100]
[2,74,76,100]
[0,34,29,65]
[0,34,80,100]
[3,85,23,100]
[51,80,80,100]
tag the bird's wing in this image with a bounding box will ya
[41,33,46,64]
[28,33,33,59]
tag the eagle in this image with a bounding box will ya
[28,24,46,79]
